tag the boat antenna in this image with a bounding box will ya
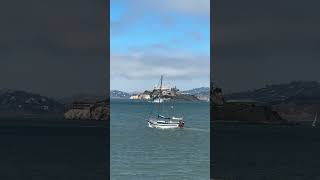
[160,75,163,90]
[312,112,318,127]
[160,75,163,101]
[157,75,163,117]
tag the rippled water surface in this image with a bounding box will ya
[111,99,210,180]
[212,124,320,180]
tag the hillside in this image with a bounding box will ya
[59,94,107,104]
[225,81,320,104]
[0,89,64,114]
[182,87,209,101]
[221,81,320,121]
[182,87,209,95]
[110,90,130,99]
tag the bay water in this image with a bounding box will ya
[111,99,210,180]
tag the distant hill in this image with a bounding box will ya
[183,87,209,95]
[225,81,320,104]
[58,93,108,104]
[0,89,64,113]
[182,87,209,101]
[221,81,320,121]
[110,90,130,99]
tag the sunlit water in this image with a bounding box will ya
[111,99,210,180]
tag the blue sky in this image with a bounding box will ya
[111,0,210,92]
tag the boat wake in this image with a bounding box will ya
[183,127,210,133]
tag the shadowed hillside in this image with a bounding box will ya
[216,81,320,122]
[0,89,64,116]
[225,81,320,105]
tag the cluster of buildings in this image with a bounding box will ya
[129,85,180,100]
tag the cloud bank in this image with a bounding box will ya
[111,0,210,91]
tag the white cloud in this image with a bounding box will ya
[110,0,210,91]
[111,48,209,81]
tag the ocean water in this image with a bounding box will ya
[111,99,210,180]
[212,124,320,180]
[0,118,107,180]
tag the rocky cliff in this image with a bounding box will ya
[225,81,320,104]
[223,81,320,121]
[129,88,201,101]
[211,87,289,124]
[0,89,109,120]
[64,100,109,120]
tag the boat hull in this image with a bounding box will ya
[147,119,184,129]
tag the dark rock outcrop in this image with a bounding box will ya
[64,99,109,120]
[132,87,201,101]
[222,81,320,121]
[212,87,225,105]
[273,103,320,121]
[211,87,288,124]
[225,81,320,105]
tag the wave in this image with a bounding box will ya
[183,127,210,133]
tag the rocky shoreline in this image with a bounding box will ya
[0,89,109,121]
[64,100,109,121]
[111,87,209,101]
[129,87,202,101]
[211,87,294,125]
[212,81,320,125]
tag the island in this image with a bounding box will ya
[212,81,320,125]
[212,87,289,125]
[0,89,109,121]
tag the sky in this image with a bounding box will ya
[0,0,108,98]
[3,0,318,97]
[212,0,320,94]
[110,0,210,92]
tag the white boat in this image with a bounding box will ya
[147,75,184,129]
[148,117,184,129]
[153,98,164,103]
[152,98,170,103]
[312,112,318,127]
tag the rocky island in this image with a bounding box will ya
[212,81,320,125]
[0,89,64,119]
[64,99,109,120]
[225,81,320,122]
[128,86,207,102]
[0,89,109,121]
[111,86,209,101]
[129,87,199,101]
[211,87,289,125]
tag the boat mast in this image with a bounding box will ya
[157,75,163,117]
[160,75,163,96]
[312,112,318,127]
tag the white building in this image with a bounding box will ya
[140,94,151,100]
[129,95,139,99]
